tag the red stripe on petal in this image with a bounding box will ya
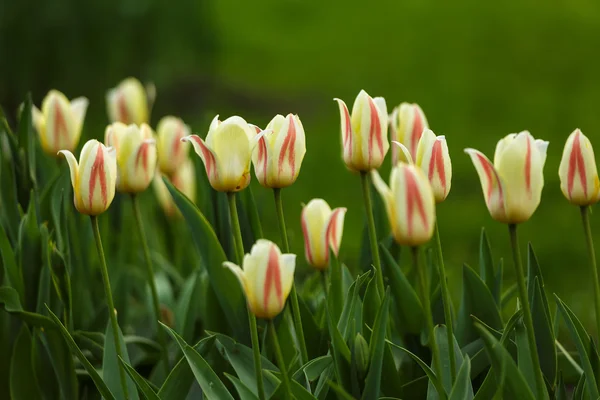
[326,209,342,256]
[525,137,532,195]
[89,146,108,209]
[263,245,283,312]
[428,140,446,192]
[172,123,183,159]
[340,103,352,157]
[404,168,429,237]
[410,106,424,158]
[117,93,129,124]
[53,100,68,146]
[191,136,217,179]
[477,153,494,201]
[258,136,268,183]
[301,209,314,265]
[278,116,297,178]
[368,99,383,165]
[568,132,587,198]
[135,143,150,180]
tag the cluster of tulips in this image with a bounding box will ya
[20,76,600,399]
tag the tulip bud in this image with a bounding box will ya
[334,90,389,172]
[389,103,428,163]
[153,158,197,217]
[58,140,117,215]
[353,333,369,379]
[372,163,436,246]
[414,129,452,203]
[156,116,191,176]
[182,115,259,192]
[105,122,157,193]
[106,77,150,125]
[32,90,88,156]
[301,199,347,270]
[223,239,296,319]
[465,131,548,224]
[252,114,307,188]
[558,129,600,206]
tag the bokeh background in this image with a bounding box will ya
[2,0,600,329]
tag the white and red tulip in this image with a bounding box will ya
[106,77,151,125]
[414,129,452,203]
[389,103,428,163]
[301,199,347,269]
[156,116,191,176]
[559,129,600,206]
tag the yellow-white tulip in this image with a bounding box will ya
[106,77,151,125]
[105,122,157,193]
[389,102,428,163]
[156,116,191,176]
[301,199,347,269]
[334,90,389,172]
[252,114,306,188]
[465,131,548,224]
[559,129,600,206]
[372,163,436,246]
[413,129,452,203]
[32,90,88,156]
[183,115,259,192]
[224,239,296,319]
[58,140,117,216]
[153,158,196,217]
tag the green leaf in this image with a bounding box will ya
[19,191,42,311]
[17,93,36,188]
[0,286,54,329]
[555,373,568,400]
[238,185,263,242]
[103,318,139,400]
[175,271,199,342]
[293,355,332,382]
[361,287,390,400]
[225,373,259,400]
[530,277,556,385]
[391,343,447,400]
[573,373,586,400]
[0,130,20,245]
[429,325,465,397]
[10,326,43,400]
[361,275,381,342]
[449,356,474,400]
[338,271,370,338]
[37,327,78,400]
[118,357,160,400]
[327,378,355,400]
[478,229,496,303]
[515,317,535,394]
[264,370,316,400]
[0,222,24,300]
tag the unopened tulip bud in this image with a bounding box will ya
[372,163,436,246]
[153,158,196,217]
[224,239,296,319]
[58,140,117,215]
[389,103,428,163]
[465,131,548,224]
[32,90,88,156]
[252,114,306,188]
[106,77,150,125]
[334,90,389,172]
[558,129,600,206]
[183,115,259,192]
[156,116,191,176]
[354,333,369,379]
[301,199,347,269]
[415,129,452,202]
[105,122,157,193]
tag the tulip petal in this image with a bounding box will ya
[535,139,549,166]
[280,254,296,301]
[182,135,219,184]
[334,98,353,161]
[371,169,397,234]
[58,150,79,192]
[223,261,247,293]
[326,207,347,256]
[464,148,507,221]
[417,130,451,202]
[391,141,414,164]
[43,90,76,153]
[252,129,275,187]
[559,129,599,205]
[70,97,89,135]
[301,199,332,269]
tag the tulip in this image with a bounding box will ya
[32,90,88,156]
[409,129,452,202]
[389,102,428,163]
[223,239,296,319]
[156,116,191,176]
[183,115,259,192]
[252,114,306,188]
[58,139,117,215]
[106,77,151,125]
[372,163,436,246]
[465,131,549,224]
[334,90,389,172]
[153,158,196,217]
[301,199,347,269]
[559,129,600,206]
[105,122,157,193]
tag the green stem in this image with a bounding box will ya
[360,171,385,297]
[433,222,456,382]
[269,320,293,400]
[131,194,169,375]
[91,216,129,400]
[508,224,546,399]
[581,206,600,341]
[228,192,265,400]
[412,246,441,379]
[273,188,309,365]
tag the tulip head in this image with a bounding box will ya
[106,77,150,125]
[372,163,436,246]
[465,131,548,224]
[33,90,88,156]
[153,158,197,217]
[105,122,157,193]
[252,114,306,188]
[58,140,117,216]
[156,116,191,176]
[224,240,296,319]
[390,103,428,163]
[183,115,258,192]
[335,90,389,172]
[301,199,347,270]
[415,129,452,202]
[558,129,600,206]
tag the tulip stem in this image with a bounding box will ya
[412,246,442,381]
[131,194,169,375]
[508,224,546,399]
[433,222,456,382]
[91,216,129,400]
[269,320,293,400]
[580,206,600,341]
[273,188,309,366]
[360,171,385,297]
[227,192,265,400]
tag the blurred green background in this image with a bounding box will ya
[2,0,600,328]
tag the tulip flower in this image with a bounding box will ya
[558,129,600,206]
[223,239,296,319]
[372,163,436,246]
[465,131,549,224]
[153,158,196,217]
[301,199,347,269]
[389,102,428,163]
[183,115,259,192]
[156,116,191,176]
[334,90,389,172]
[252,114,306,188]
[106,77,152,125]
[32,90,88,156]
[105,122,157,193]
[58,139,117,215]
